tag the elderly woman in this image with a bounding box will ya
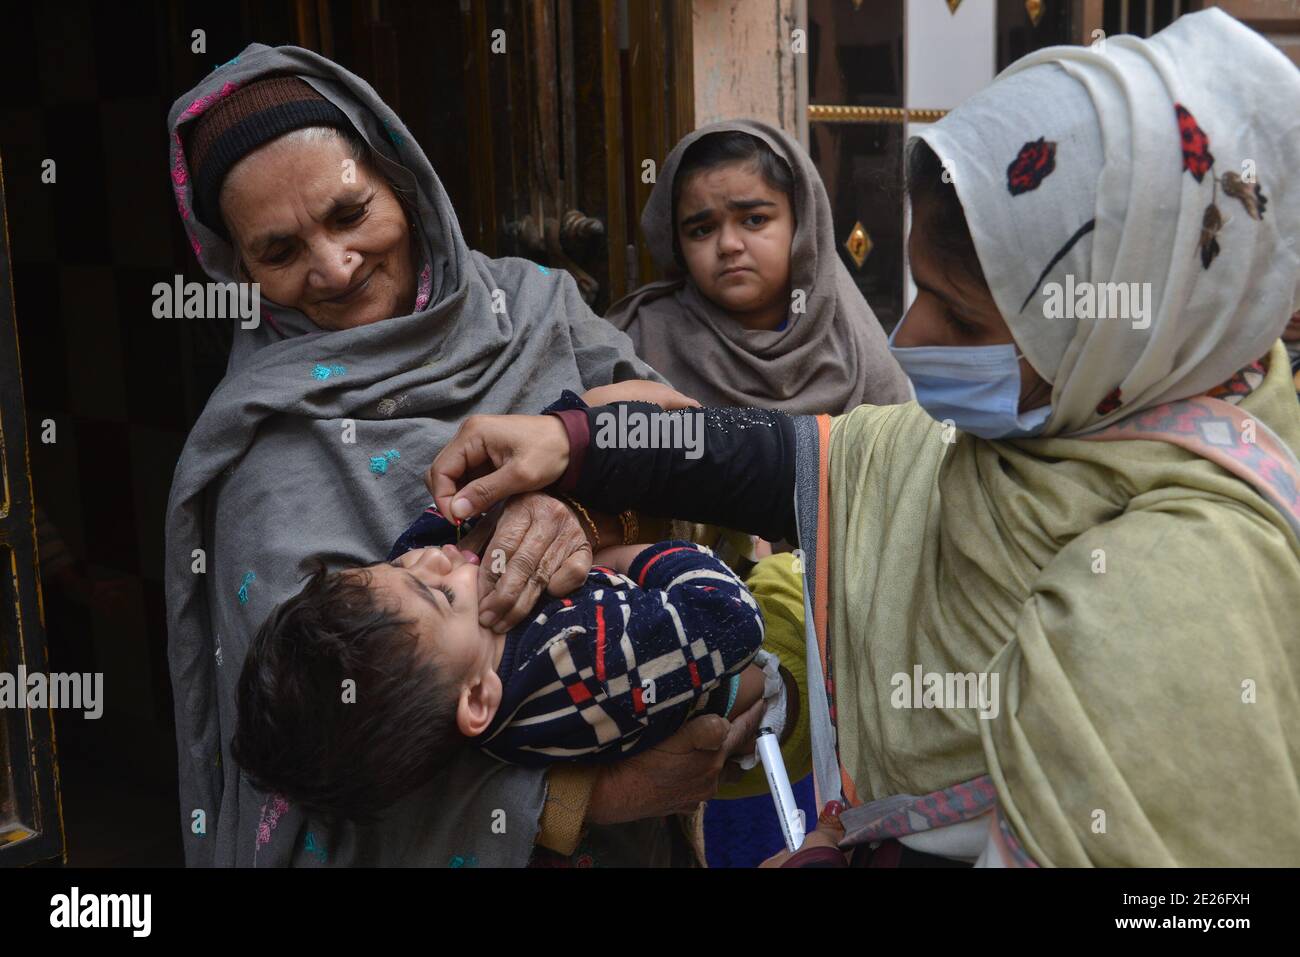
[428,9,1300,866]
[164,44,763,867]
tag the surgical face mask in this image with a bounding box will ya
[887,315,1052,440]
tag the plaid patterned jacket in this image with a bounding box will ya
[480,541,764,764]
[388,508,764,765]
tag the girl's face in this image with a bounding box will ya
[898,201,1051,413]
[676,161,794,329]
[220,133,417,331]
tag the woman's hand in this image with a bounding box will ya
[426,414,571,521]
[582,379,701,410]
[457,492,592,633]
[426,386,696,522]
[585,699,766,825]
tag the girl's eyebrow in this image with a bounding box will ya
[725,197,776,211]
[679,197,776,229]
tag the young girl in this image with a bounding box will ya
[606,119,910,415]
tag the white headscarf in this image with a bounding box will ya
[917,8,1300,437]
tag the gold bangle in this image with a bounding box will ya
[618,510,638,546]
[561,494,600,551]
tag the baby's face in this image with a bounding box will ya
[364,545,503,734]
[676,161,794,326]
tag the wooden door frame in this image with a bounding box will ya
[0,153,65,867]
[284,0,697,308]
[457,0,694,307]
[623,0,695,295]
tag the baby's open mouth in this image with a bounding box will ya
[440,544,480,566]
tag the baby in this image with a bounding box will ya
[232,503,768,823]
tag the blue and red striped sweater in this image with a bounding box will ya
[388,508,764,765]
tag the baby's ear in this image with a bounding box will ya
[456,670,503,738]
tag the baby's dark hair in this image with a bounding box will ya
[904,137,987,290]
[232,558,462,824]
[670,130,796,268]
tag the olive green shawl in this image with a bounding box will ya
[820,343,1300,865]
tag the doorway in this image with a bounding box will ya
[0,0,692,867]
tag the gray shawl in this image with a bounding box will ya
[606,119,910,415]
[164,43,667,867]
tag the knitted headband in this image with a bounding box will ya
[186,75,355,238]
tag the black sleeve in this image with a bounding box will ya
[569,403,799,545]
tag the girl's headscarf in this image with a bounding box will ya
[917,7,1300,437]
[606,120,911,415]
[164,44,660,867]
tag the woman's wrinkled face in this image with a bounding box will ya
[898,202,1052,413]
[220,133,416,331]
[676,161,794,329]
